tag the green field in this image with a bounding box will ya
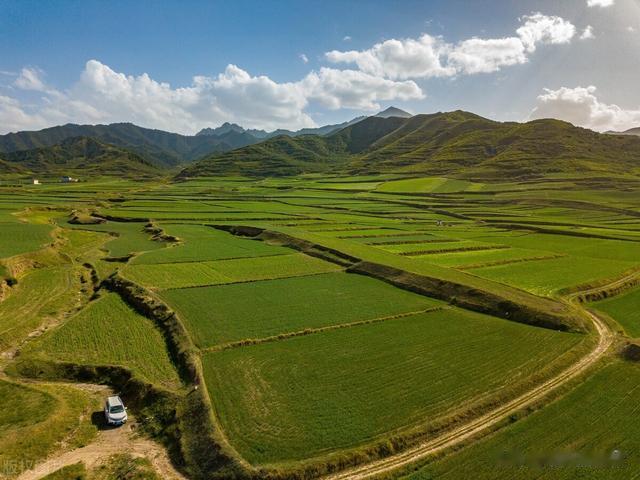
[592,287,640,337]
[123,253,342,289]
[203,308,581,464]
[130,224,289,264]
[160,272,443,347]
[1,172,639,478]
[0,221,52,258]
[403,361,640,480]
[30,293,180,388]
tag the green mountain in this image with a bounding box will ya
[0,123,257,167]
[180,111,640,179]
[0,136,161,177]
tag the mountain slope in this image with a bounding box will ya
[606,127,640,137]
[0,123,255,167]
[179,115,408,177]
[181,111,640,179]
[374,106,412,118]
[1,137,161,176]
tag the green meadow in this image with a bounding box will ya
[0,173,638,478]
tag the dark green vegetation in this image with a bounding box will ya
[0,136,160,177]
[0,169,638,479]
[183,111,640,179]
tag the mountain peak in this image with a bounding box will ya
[374,106,412,119]
[196,123,246,137]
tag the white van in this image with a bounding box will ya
[104,395,128,426]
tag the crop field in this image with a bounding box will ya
[404,361,640,480]
[29,293,180,388]
[130,224,290,264]
[123,253,342,289]
[0,173,639,478]
[160,272,443,347]
[203,308,582,464]
[591,287,640,338]
[0,220,52,258]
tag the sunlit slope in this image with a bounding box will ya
[181,111,640,179]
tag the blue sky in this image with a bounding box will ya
[1,0,640,134]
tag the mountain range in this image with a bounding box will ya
[1,106,639,181]
[180,110,640,180]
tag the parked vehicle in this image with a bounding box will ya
[104,395,128,426]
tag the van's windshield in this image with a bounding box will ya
[109,405,124,414]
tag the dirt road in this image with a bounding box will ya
[16,409,186,480]
[324,307,614,480]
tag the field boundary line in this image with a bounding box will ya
[201,307,447,353]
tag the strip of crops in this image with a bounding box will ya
[159,272,442,347]
[591,287,640,337]
[30,293,180,389]
[405,361,640,480]
[124,253,342,289]
[202,308,581,464]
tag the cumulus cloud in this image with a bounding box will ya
[0,60,425,134]
[516,13,576,52]
[299,54,309,64]
[301,67,424,110]
[327,12,575,79]
[530,85,640,131]
[448,37,527,74]
[326,34,455,80]
[343,36,352,41]
[587,0,614,7]
[580,25,595,39]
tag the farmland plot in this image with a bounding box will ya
[31,293,180,389]
[0,221,52,258]
[160,272,443,347]
[131,224,289,264]
[404,361,640,480]
[592,287,640,337]
[123,253,342,289]
[202,308,582,464]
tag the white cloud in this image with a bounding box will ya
[580,25,595,39]
[326,12,575,79]
[301,67,424,110]
[448,37,527,74]
[627,26,636,33]
[343,36,352,41]
[14,67,48,92]
[326,34,455,80]
[530,85,640,131]
[0,60,425,134]
[587,0,614,7]
[516,13,576,52]
[299,54,309,64]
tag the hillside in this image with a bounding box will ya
[181,111,640,179]
[0,123,256,167]
[179,115,408,177]
[0,137,161,177]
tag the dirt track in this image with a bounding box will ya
[323,306,614,480]
[16,405,186,480]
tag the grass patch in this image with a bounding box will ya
[591,287,640,338]
[202,308,581,465]
[403,361,640,480]
[131,224,289,264]
[28,293,181,389]
[0,221,52,258]
[160,272,442,347]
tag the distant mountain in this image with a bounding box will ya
[0,137,161,177]
[374,106,412,118]
[606,127,640,137]
[180,110,640,179]
[196,122,246,137]
[195,116,367,140]
[0,123,254,167]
